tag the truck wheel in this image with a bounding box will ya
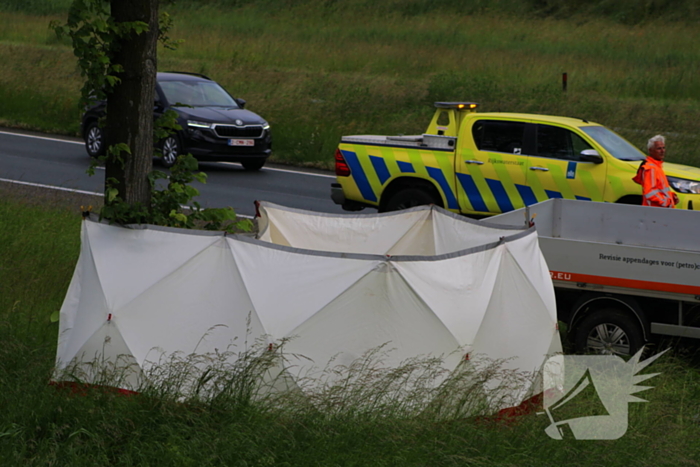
[383,188,438,212]
[574,309,644,357]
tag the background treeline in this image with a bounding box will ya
[0,0,699,168]
[4,0,700,25]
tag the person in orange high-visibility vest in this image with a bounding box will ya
[632,135,679,208]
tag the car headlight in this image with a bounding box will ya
[262,122,271,131]
[668,176,700,194]
[187,120,212,129]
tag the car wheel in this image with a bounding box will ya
[574,309,644,357]
[382,188,438,212]
[85,122,105,157]
[160,135,180,168]
[241,158,266,171]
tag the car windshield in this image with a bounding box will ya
[159,80,239,107]
[580,126,646,161]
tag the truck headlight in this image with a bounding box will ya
[668,176,700,194]
[187,120,212,129]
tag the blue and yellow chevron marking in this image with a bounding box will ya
[343,144,462,209]
[456,173,488,212]
[485,179,515,213]
[341,150,377,202]
[426,167,458,209]
[340,141,611,214]
[515,185,538,206]
[397,161,415,173]
[369,156,391,184]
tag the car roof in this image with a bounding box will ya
[157,72,212,82]
[473,112,602,128]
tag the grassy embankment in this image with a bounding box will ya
[1,0,700,169]
[2,188,700,464]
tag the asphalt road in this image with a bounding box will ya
[0,129,354,218]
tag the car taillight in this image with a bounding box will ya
[335,149,351,177]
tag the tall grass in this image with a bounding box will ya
[3,188,700,464]
[0,0,71,15]
[1,1,700,168]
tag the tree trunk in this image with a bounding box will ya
[105,0,158,207]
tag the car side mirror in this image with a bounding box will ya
[235,98,246,109]
[580,149,603,164]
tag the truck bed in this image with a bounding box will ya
[486,199,700,300]
[342,134,457,150]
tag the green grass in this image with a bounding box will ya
[0,0,72,15]
[2,2,700,168]
[2,190,700,465]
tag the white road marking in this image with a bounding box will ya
[0,130,83,145]
[217,162,336,178]
[0,178,254,219]
[0,178,102,196]
[1,129,336,178]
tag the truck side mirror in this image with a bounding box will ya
[580,149,603,164]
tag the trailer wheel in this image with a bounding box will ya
[574,309,644,357]
[382,188,438,212]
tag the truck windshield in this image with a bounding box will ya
[580,126,646,161]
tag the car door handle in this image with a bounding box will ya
[464,160,484,165]
[530,166,549,171]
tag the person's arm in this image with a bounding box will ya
[670,181,679,207]
[642,166,671,207]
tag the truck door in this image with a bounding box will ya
[526,124,607,203]
[456,119,533,215]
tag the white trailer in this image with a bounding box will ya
[487,199,700,355]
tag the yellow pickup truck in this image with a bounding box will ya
[331,102,700,214]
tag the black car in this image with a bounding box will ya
[81,72,272,171]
